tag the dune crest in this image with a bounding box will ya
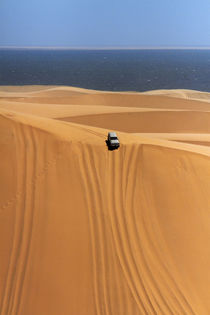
[1,86,210,314]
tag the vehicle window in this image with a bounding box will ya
[111,137,118,140]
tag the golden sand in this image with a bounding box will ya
[0,86,210,314]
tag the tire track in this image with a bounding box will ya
[6,125,36,315]
[125,144,195,314]
[139,145,196,315]
[86,145,112,315]
[118,144,153,315]
[107,144,193,315]
[124,145,173,315]
[107,150,148,314]
[116,145,158,314]
[120,144,162,314]
[105,148,125,315]
[63,121,105,139]
[0,123,27,315]
[12,126,37,315]
[117,145,141,315]
[77,144,103,315]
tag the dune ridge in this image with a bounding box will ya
[0,86,210,314]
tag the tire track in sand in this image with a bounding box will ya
[85,144,112,315]
[116,145,161,314]
[121,144,165,315]
[113,143,196,314]
[121,142,196,314]
[77,143,103,315]
[137,145,196,314]
[107,148,149,314]
[10,126,37,315]
[0,123,27,315]
[123,145,173,315]
[109,144,140,315]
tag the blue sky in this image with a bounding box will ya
[0,0,210,48]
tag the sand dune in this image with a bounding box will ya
[143,88,210,102]
[0,100,182,119]
[133,133,210,147]
[1,86,210,314]
[6,93,210,111]
[60,111,210,133]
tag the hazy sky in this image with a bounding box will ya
[0,0,210,48]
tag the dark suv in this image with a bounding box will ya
[107,132,120,150]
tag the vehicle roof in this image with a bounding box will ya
[108,132,117,137]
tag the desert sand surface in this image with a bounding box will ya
[0,86,210,315]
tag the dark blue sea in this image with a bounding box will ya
[1,49,210,92]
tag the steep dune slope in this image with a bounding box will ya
[1,86,210,314]
[0,109,210,315]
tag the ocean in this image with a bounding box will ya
[1,49,210,92]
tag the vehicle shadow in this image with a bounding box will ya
[105,140,115,151]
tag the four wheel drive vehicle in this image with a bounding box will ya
[107,132,120,150]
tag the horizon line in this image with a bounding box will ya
[1,45,210,50]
